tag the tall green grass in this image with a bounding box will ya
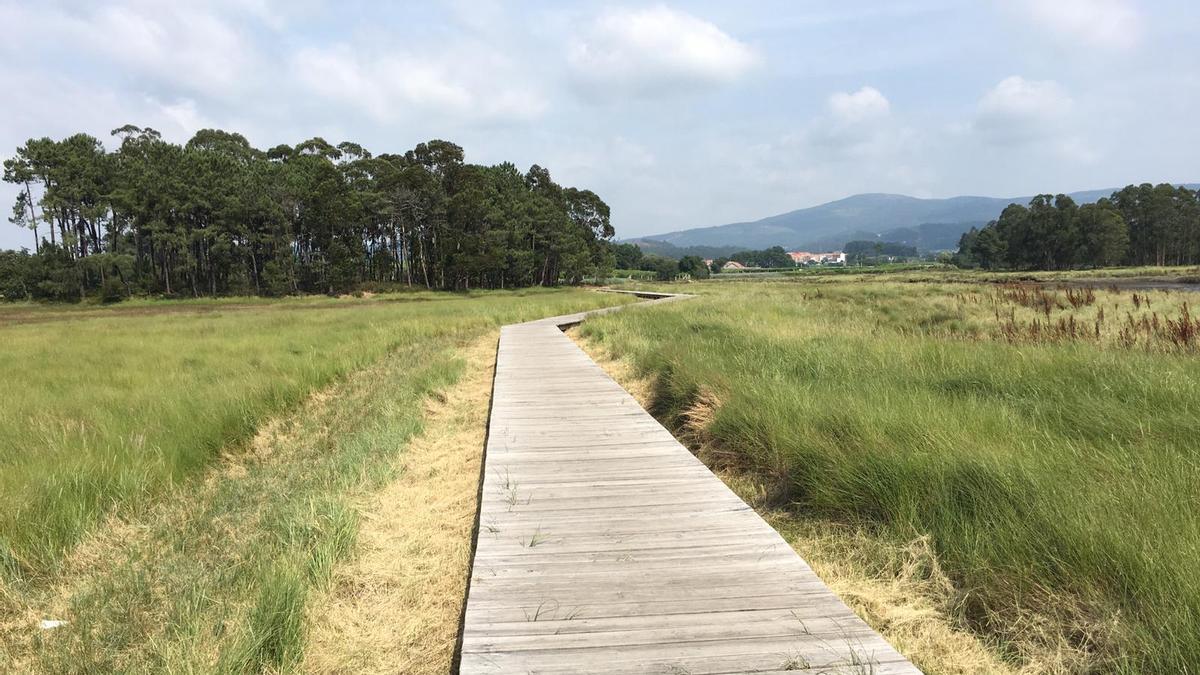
[580,280,1200,672]
[0,289,632,577]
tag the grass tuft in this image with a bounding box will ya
[224,562,308,673]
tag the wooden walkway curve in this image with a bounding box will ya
[458,292,920,674]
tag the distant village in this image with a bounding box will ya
[707,251,847,271]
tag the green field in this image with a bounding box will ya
[0,289,633,672]
[4,272,1199,672]
[578,275,1200,673]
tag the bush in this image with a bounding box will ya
[0,250,33,301]
[99,277,126,303]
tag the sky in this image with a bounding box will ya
[1,0,1198,249]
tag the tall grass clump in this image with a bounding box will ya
[223,562,309,673]
[580,279,1200,672]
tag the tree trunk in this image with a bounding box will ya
[23,183,39,253]
[418,234,431,289]
[250,247,261,295]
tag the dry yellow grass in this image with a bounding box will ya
[302,333,498,674]
[764,517,1019,675]
[572,332,1022,675]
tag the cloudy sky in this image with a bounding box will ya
[2,0,1197,249]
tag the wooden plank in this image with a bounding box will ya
[457,294,920,674]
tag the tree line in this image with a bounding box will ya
[844,240,919,264]
[957,184,1200,270]
[609,243,711,280]
[1,127,615,301]
[724,246,794,269]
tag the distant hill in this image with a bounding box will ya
[629,187,1199,252]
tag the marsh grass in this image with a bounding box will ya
[575,335,1014,673]
[579,278,1200,672]
[0,288,632,672]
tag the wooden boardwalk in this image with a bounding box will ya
[458,295,920,674]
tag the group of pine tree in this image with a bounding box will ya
[957,184,1200,270]
[1,127,615,301]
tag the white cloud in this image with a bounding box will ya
[734,85,927,207]
[979,76,1072,120]
[291,45,547,124]
[89,5,252,95]
[294,48,469,118]
[967,76,1102,164]
[974,76,1073,144]
[828,86,891,124]
[1017,0,1142,50]
[568,6,758,97]
[0,2,261,99]
[783,86,904,159]
[151,98,214,138]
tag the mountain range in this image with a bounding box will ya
[628,187,1198,254]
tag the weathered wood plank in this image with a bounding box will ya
[457,295,919,674]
